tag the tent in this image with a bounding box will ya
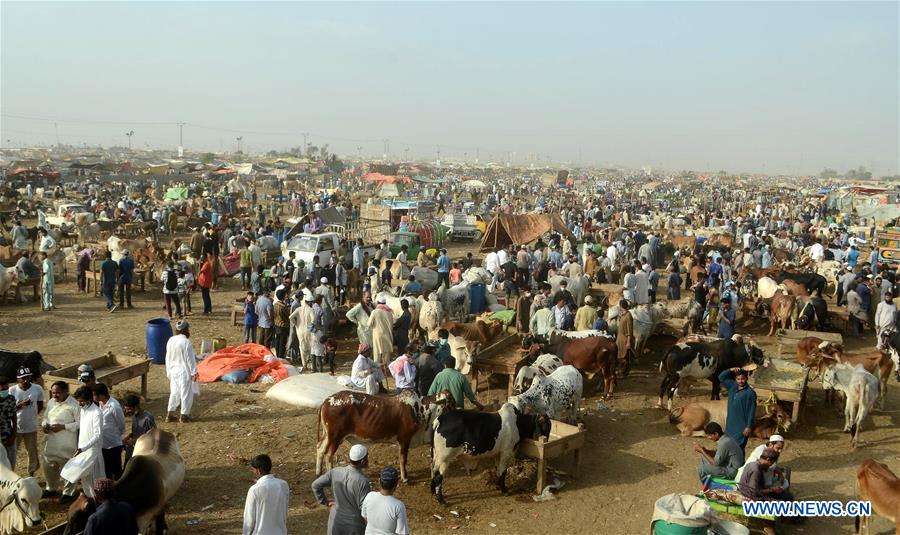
[164,187,189,200]
[479,212,575,251]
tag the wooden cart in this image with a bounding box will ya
[44,353,151,398]
[775,329,842,360]
[519,420,587,494]
[750,358,809,424]
[470,334,526,399]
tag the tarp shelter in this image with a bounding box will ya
[479,212,576,251]
[364,173,411,184]
[376,182,406,198]
[164,187,189,200]
[197,343,289,384]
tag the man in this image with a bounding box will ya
[694,422,744,482]
[311,443,372,535]
[66,386,106,499]
[165,320,198,423]
[717,299,737,339]
[239,243,254,290]
[361,466,409,535]
[516,245,530,290]
[273,289,291,361]
[553,297,573,330]
[10,220,29,251]
[161,260,182,319]
[10,367,44,476]
[350,344,384,395]
[41,381,79,501]
[428,357,484,410]
[738,447,794,535]
[718,368,756,452]
[529,296,554,337]
[118,249,135,309]
[415,342,443,398]
[82,478,139,535]
[190,228,205,259]
[94,383,125,480]
[574,295,598,331]
[436,249,451,290]
[0,378,16,469]
[403,275,422,297]
[100,251,119,312]
[389,344,417,394]
[551,279,574,310]
[369,297,395,375]
[809,239,824,263]
[256,290,275,349]
[248,238,263,270]
[874,290,897,348]
[243,454,289,535]
[735,435,790,491]
[616,300,635,370]
[41,252,55,311]
[122,395,155,464]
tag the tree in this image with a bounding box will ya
[200,152,216,164]
[845,166,872,181]
[819,168,839,179]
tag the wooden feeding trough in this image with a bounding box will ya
[519,420,586,494]
[44,352,151,398]
[470,334,528,399]
[750,358,809,424]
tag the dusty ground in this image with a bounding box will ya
[1,237,898,534]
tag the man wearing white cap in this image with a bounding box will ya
[165,320,198,423]
[315,277,336,334]
[311,443,371,535]
[9,367,44,475]
[350,344,383,395]
[735,435,790,490]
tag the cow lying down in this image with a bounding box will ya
[668,399,792,439]
[431,403,550,505]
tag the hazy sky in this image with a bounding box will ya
[2,1,898,174]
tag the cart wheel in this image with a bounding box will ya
[473,230,482,241]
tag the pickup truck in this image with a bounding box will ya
[441,213,484,241]
[282,232,376,269]
[45,203,94,228]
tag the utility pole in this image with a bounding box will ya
[436,145,441,166]
[357,146,363,160]
[54,122,60,147]
[302,133,309,156]
[236,136,243,154]
[126,130,134,150]
[404,147,409,161]
[475,147,480,164]
[383,139,389,161]
[177,122,186,156]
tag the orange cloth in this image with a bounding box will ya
[198,260,213,289]
[197,343,289,383]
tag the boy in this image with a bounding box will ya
[243,292,259,343]
[323,337,337,376]
[449,262,462,285]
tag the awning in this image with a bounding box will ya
[479,212,575,251]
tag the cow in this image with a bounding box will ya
[76,222,101,245]
[773,271,826,298]
[0,349,53,385]
[508,365,582,423]
[605,302,668,358]
[815,260,842,299]
[658,337,768,410]
[795,296,829,331]
[707,234,734,249]
[879,329,900,382]
[513,354,564,393]
[65,428,185,535]
[549,275,591,307]
[668,235,696,251]
[409,266,439,294]
[854,459,899,535]
[430,403,550,505]
[757,277,785,300]
[442,320,504,346]
[316,389,452,482]
[418,293,445,340]
[767,290,798,336]
[808,343,894,408]
[436,281,470,321]
[0,463,42,534]
[668,398,792,438]
[823,364,880,449]
[0,267,17,301]
[523,329,619,397]
[795,336,827,367]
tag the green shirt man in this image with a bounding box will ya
[428,365,484,410]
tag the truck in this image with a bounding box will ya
[441,213,484,241]
[281,232,377,269]
[45,202,94,228]
[875,227,900,268]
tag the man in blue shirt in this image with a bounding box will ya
[436,249,451,290]
[100,251,118,312]
[718,368,757,452]
[847,245,860,268]
[83,478,139,535]
[717,300,737,339]
[403,275,422,297]
[857,277,873,314]
[118,250,135,309]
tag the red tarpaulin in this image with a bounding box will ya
[197,343,289,383]
[363,173,411,184]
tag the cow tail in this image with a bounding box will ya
[668,407,684,424]
[316,404,323,445]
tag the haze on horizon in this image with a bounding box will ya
[1,1,898,176]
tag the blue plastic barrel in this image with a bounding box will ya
[469,283,486,313]
[146,318,173,364]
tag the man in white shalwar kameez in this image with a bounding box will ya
[290,296,317,371]
[345,293,373,346]
[369,298,395,376]
[42,381,80,499]
[65,386,105,499]
[165,320,198,423]
[350,344,384,395]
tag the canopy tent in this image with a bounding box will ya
[461,179,487,189]
[164,187,189,200]
[479,212,575,251]
[364,172,411,184]
[376,181,406,198]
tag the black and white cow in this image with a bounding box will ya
[509,365,582,423]
[774,271,827,298]
[795,296,828,331]
[513,354,565,393]
[430,403,550,505]
[657,337,767,410]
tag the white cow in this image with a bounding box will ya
[409,266,438,293]
[514,354,565,393]
[462,267,492,286]
[509,365,583,423]
[437,280,470,321]
[418,293,445,339]
[549,275,591,307]
[815,260,842,298]
[0,463,42,533]
[823,363,880,449]
[606,302,668,356]
[0,267,17,299]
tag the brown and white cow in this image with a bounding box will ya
[855,459,899,535]
[65,428,185,535]
[442,319,504,346]
[809,342,894,408]
[315,389,452,482]
[767,289,797,336]
[523,330,619,398]
[668,398,792,438]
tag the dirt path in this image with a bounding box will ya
[0,255,897,534]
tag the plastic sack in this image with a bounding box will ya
[221,370,250,383]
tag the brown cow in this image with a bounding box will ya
[768,290,797,336]
[810,343,895,408]
[442,320,504,346]
[795,336,826,367]
[315,389,452,482]
[523,331,618,398]
[707,233,735,248]
[668,235,696,250]
[669,399,793,438]
[780,279,810,298]
[855,459,899,535]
